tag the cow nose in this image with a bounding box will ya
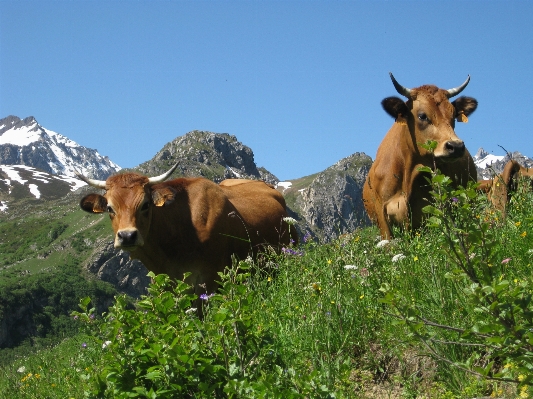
[445,140,465,157]
[117,229,138,246]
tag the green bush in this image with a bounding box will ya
[74,265,335,398]
[380,164,533,397]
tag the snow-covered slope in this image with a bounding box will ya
[473,147,533,180]
[0,165,85,212]
[0,115,121,179]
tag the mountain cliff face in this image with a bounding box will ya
[0,115,121,179]
[282,152,372,241]
[135,130,278,185]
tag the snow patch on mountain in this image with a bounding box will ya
[473,147,505,169]
[0,165,86,211]
[0,115,121,180]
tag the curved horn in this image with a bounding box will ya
[446,75,470,98]
[147,162,180,185]
[389,72,412,98]
[74,170,107,189]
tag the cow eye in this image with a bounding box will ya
[418,113,429,122]
[106,206,115,215]
[140,202,150,212]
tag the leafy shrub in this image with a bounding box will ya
[74,263,335,398]
[380,164,533,395]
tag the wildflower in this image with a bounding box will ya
[283,217,297,225]
[102,340,112,349]
[344,265,357,270]
[451,197,459,203]
[413,256,419,261]
[360,294,365,299]
[325,311,331,317]
[73,315,79,320]
[392,254,405,262]
[302,231,312,243]
[327,259,332,265]
[200,293,214,301]
[267,276,272,282]
[521,231,527,238]
[360,268,369,277]
[516,221,522,227]
[89,314,95,320]
[501,258,512,264]
[282,247,304,256]
[17,366,26,373]
[354,236,360,242]
[81,343,87,348]
[376,239,389,248]
[311,283,322,293]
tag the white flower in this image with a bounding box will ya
[17,366,26,373]
[344,265,358,270]
[283,217,297,225]
[185,308,197,314]
[102,340,112,349]
[392,254,406,262]
[376,240,390,248]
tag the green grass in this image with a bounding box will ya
[2,182,533,397]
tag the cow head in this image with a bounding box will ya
[382,73,477,160]
[76,163,179,250]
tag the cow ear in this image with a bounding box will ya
[381,97,409,120]
[453,96,478,122]
[151,186,177,207]
[80,194,107,213]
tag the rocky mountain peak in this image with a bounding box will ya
[136,130,277,184]
[0,115,121,180]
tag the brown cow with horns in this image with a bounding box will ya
[363,73,478,238]
[76,164,297,298]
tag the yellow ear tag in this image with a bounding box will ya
[457,113,468,123]
[396,115,408,126]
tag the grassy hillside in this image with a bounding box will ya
[1,173,532,398]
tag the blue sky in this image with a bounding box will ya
[1,1,532,180]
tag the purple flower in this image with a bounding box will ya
[501,258,512,264]
[200,293,215,301]
[302,232,312,243]
[89,314,95,320]
[73,315,79,320]
[281,247,304,256]
[452,197,459,203]
[81,343,87,349]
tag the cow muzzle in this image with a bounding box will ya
[442,140,465,159]
[115,228,144,249]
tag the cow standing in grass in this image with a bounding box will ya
[76,164,297,298]
[363,73,478,238]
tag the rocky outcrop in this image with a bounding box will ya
[135,130,279,185]
[283,152,372,242]
[84,240,150,298]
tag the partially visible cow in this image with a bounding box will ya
[478,159,533,214]
[76,164,297,298]
[363,73,478,238]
